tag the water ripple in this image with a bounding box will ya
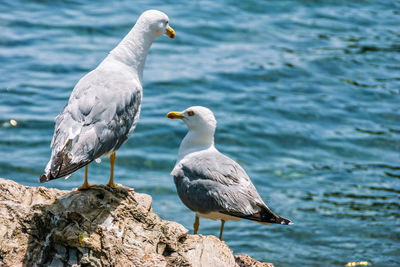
[0,0,399,266]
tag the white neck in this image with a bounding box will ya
[177,129,215,162]
[108,24,155,82]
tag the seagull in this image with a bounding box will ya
[167,106,292,240]
[40,10,175,190]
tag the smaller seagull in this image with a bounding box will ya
[167,106,292,240]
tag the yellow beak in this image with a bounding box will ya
[167,111,183,119]
[165,25,175,39]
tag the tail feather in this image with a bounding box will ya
[243,204,292,225]
[40,140,90,183]
[40,160,89,183]
[40,173,52,183]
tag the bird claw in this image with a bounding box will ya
[74,184,96,191]
[106,183,122,189]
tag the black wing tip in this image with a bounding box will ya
[248,204,293,225]
[39,174,46,183]
[39,160,90,183]
[39,173,52,183]
[278,216,293,225]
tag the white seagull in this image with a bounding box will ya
[167,106,292,240]
[40,10,175,190]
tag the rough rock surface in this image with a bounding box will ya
[235,255,275,267]
[0,178,273,267]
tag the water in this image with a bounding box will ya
[1,0,399,266]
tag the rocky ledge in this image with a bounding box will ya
[0,178,273,267]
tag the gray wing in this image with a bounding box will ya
[41,64,141,182]
[172,149,265,216]
[172,149,292,224]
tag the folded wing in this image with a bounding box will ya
[172,149,291,225]
[40,66,141,182]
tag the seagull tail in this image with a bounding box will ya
[39,154,89,183]
[40,172,53,183]
[246,204,293,226]
[274,215,293,225]
[39,140,89,183]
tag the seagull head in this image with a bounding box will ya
[136,10,175,39]
[167,106,217,133]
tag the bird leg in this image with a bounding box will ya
[219,220,226,240]
[107,152,118,188]
[193,215,200,234]
[77,165,91,190]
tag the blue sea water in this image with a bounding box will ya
[0,0,399,266]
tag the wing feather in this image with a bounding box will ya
[172,149,265,217]
[41,62,142,181]
[173,149,291,224]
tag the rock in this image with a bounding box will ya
[235,254,275,267]
[0,178,274,267]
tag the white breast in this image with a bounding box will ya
[196,211,242,222]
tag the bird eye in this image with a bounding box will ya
[165,21,168,25]
[187,110,195,116]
